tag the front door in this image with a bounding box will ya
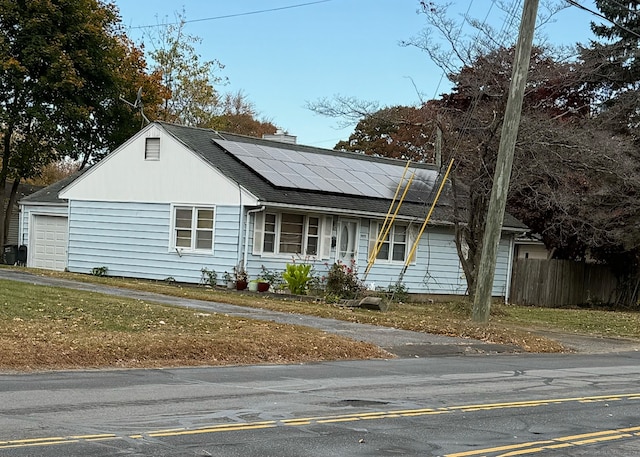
[336,219,359,265]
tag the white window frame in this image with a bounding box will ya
[170,204,215,253]
[261,212,321,257]
[371,221,412,264]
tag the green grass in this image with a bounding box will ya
[497,304,640,338]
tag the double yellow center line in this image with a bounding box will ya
[2,392,639,451]
[447,426,640,456]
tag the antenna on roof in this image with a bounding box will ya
[119,87,150,128]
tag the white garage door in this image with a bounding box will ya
[31,215,68,271]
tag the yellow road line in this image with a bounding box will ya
[70,433,117,440]
[2,392,639,451]
[446,441,555,457]
[446,427,640,457]
[0,440,80,449]
[147,423,276,437]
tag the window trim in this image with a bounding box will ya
[260,211,322,258]
[371,221,412,264]
[169,204,215,253]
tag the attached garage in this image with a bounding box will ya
[30,214,68,271]
[19,171,82,272]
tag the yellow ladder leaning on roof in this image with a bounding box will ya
[397,158,455,283]
[363,160,415,281]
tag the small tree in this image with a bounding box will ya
[146,12,226,126]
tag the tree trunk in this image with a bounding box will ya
[613,262,640,309]
[0,124,14,249]
[3,178,20,245]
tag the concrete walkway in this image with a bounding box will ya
[0,268,520,357]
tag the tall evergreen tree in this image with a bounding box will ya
[580,0,640,139]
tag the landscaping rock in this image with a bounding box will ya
[358,296,388,311]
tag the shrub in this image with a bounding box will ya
[233,265,248,282]
[282,263,313,295]
[325,260,363,299]
[387,282,409,303]
[260,265,283,288]
[91,266,108,277]
[307,274,326,297]
[200,268,217,287]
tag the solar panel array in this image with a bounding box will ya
[213,139,439,203]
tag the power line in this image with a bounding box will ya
[566,0,640,38]
[128,1,333,30]
[430,0,477,100]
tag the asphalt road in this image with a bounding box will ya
[2,353,640,456]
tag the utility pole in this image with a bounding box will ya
[435,123,442,169]
[472,0,539,323]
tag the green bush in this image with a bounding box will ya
[260,265,283,288]
[282,263,313,295]
[91,266,108,277]
[387,282,409,303]
[200,268,217,287]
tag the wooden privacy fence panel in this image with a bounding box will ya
[510,259,618,307]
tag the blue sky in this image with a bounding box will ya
[113,0,598,149]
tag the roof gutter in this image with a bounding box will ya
[18,200,68,207]
[262,201,416,221]
[260,201,525,232]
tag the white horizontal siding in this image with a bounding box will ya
[67,201,241,283]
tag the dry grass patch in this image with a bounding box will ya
[0,279,389,371]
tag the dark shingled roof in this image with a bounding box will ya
[20,122,527,231]
[159,122,527,231]
[19,168,88,205]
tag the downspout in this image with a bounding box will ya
[243,205,265,272]
[237,183,243,267]
[505,233,515,303]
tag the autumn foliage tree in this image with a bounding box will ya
[334,105,438,162]
[146,14,226,127]
[144,15,281,138]
[0,0,163,247]
[204,91,278,138]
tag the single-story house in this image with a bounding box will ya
[19,121,527,298]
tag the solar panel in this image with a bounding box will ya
[213,139,439,202]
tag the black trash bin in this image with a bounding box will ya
[3,244,18,265]
[17,245,27,266]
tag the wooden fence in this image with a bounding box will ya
[510,259,618,307]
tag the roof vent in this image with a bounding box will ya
[262,129,297,144]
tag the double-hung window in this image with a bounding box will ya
[372,222,409,262]
[173,206,215,251]
[261,212,320,256]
